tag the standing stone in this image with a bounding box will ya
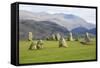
[84,32,91,42]
[59,37,68,48]
[68,32,74,41]
[28,32,33,41]
[36,40,43,49]
[52,34,56,40]
[56,33,61,41]
[80,32,92,45]
[29,41,37,50]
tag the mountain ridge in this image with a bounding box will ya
[19,20,69,40]
[19,10,96,39]
[19,10,95,31]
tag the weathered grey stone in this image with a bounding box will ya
[36,40,43,49]
[29,41,37,50]
[84,32,91,42]
[28,32,33,41]
[80,32,92,45]
[69,32,74,41]
[56,33,61,41]
[52,34,56,40]
[59,37,68,48]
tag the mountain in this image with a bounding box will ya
[19,10,96,39]
[88,28,96,35]
[19,20,69,40]
[71,27,89,34]
[19,10,95,31]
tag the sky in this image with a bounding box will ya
[19,4,96,24]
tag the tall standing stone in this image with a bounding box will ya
[56,33,61,41]
[59,37,68,48]
[28,32,33,41]
[84,32,90,42]
[68,32,74,41]
[80,32,92,45]
[29,41,37,50]
[37,40,43,49]
[52,34,56,40]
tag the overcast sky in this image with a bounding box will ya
[19,4,96,24]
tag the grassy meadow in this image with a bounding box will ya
[19,39,96,64]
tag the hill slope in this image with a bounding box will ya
[19,10,95,31]
[19,20,69,40]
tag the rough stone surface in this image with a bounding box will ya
[52,34,56,40]
[84,32,91,42]
[28,32,33,41]
[59,37,68,48]
[56,33,61,41]
[69,32,74,41]
[36,40,43,49]
[29,41,37,50]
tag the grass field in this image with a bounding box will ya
[19,40,96,64]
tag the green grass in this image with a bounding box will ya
[19,40,96,64]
